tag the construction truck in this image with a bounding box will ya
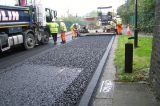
[0,0,57,52]
[97,6,116,33]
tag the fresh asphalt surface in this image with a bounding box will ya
[0,34,72,70]
[0,34,113,105]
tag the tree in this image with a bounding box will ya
[85,10,97,17]
[117,0,156,33]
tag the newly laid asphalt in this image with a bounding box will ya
[1,30,160,106]
[0,34,113,106]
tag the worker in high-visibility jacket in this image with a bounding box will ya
[70,24,77,39]
[60,19,67,43]
[47,19,59,45]
[116,15,123,35]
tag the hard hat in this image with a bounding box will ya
[75,23,78,26]
[52,19,55,21]
[116,15,120,18]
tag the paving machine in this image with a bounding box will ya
[0,0,57,52]
[97,6,115,33]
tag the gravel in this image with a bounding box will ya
[0,35,112,106]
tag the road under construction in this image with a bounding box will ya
[1,0,160,106]
[0,0,118,106]
[0,32,115,106]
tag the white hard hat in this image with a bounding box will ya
[52,19,55,21]
[116,15,120,18]
[75,23,78,26]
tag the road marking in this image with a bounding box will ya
[77,69,82,73]
[100,81,105,93]
[59,68,65,73]
[100,80,113,93]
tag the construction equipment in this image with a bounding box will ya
[0,0,57,52]
[79,25,89,33]
[97,6,115,33]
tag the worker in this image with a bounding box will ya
[60,19,67,43]
[110,19,117,33]
[116,15,122,35]
[70,23,77,39]
[47,19,59,45]
[113,17,117,34]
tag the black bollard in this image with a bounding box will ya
[125,43,133,73]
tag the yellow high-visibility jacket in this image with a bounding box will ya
[116,18,122,24]
[70,24,77,31]
[60,22,67,32]
[47,22,59,33]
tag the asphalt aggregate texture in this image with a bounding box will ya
[0,35,112,106]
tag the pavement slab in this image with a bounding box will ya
[113,82,160,106]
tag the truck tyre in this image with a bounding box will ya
[41,31,49,44]
[24,33,35,50]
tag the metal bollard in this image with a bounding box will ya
[125,43,133,73]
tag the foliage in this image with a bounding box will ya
[58,15,84,30]
[85,10,97,17]
[58,9,117,30]
[117,0,156,33]
[58,10,99,30]
[114,35,152,82]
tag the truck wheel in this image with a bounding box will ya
[24,33,35,50]
[41,31,49,44]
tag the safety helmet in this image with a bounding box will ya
[116,15,120,18]
[75,23,78,26]
[52,19,55,21]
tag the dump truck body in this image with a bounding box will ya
[0,2,57,52]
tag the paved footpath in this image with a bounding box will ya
[91,35,160,106]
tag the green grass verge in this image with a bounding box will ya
[114,35,153,82]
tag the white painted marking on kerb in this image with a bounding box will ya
[100,81,105,93]
[100,80,113,93]
[77,69,82,73]
[59,68,65,73]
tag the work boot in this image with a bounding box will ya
[54,42,57,45]
[61,41,65,44]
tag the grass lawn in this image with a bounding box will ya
[114,35,153,82]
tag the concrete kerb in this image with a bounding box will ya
[78,35,115,106]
